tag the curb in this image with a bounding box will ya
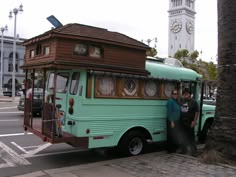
[0,97,20,102]
[0,99,13,102]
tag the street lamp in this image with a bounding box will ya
[146,37,158,48]
[9,4,23,100]
[0,25,8,96]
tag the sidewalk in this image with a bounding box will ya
[12,152,236,177]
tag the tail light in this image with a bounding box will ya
[68,98,74,115]
[69,98,74,106]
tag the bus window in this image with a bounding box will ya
[181,82,197,99]
[48,73,55,90]
[56,72,69,93]
[70,72,80,95]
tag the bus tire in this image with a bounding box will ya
[118,130,146,156]
[199,121,212,143]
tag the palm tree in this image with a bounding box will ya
[201,0,236,163]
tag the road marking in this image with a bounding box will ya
[11,142,28,154]
[0,112,22,114]
[11,141,88,158]
[22,145,40,149]
[0,119,20,122]
[11,142,86,158]
[0,141,30,169]
[22,143,52,158]
[0,106,17,110]
[24,148,87,158]
[0,132,32,137]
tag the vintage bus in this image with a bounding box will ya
[22,23,215,156]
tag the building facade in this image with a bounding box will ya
[0,36,25,90]
[168,0,196,57]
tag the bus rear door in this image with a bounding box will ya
[64,72,81,134]
[48,72,70,136]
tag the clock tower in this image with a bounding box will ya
[168,0,196,57]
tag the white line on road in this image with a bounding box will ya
[11,142,28,154]
[23,143,52,158]
[0,141,30,168]
[21,145,40,149]
[24,148,87,158]
[0,112,22,114]
[11,142,87,158]
[0,119,20,122]
[0,106,17,110]
[0,132,32,137]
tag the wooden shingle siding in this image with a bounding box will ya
[22,23,150,76]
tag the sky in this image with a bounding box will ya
[0,0,217,63]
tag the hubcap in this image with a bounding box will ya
[129,137,143,155]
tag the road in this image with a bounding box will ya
[0,98,165,177]
[0,98,121,177]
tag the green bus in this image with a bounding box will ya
[24,57,215,156]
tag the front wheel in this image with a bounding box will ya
[118,130,146,156]
[198,121,212,143]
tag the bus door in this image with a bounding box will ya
[48,72,70,135]
[65,72,81,134]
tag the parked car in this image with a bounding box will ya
[203,98,216,105]
[16,89,24,96]
[3,88,17,97]
[17,88,43,116]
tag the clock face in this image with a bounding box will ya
[144,80,158,97]
[164,82,175,97]
[97,76,115,96]
[170,19,182,33]
[186,21,194,34]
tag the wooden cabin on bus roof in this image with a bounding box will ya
[22,23,150,76]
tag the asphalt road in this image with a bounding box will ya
[0,99,165,177]
[0,99,117,177]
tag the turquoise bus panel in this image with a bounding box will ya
[65,97,167,148]
[52,60,204,149]
[146,60,202,81]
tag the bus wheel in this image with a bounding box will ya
[118,130,146,156]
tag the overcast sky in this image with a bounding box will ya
[0,0,217,63]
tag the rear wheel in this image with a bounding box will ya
[118,130,146,156]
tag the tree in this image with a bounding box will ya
[201,0,236,163]
[174,49,198,64]
[189,50,199,63]
[147,47,158,57]
[174,49,189,60]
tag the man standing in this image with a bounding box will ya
[180,88,199,156]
